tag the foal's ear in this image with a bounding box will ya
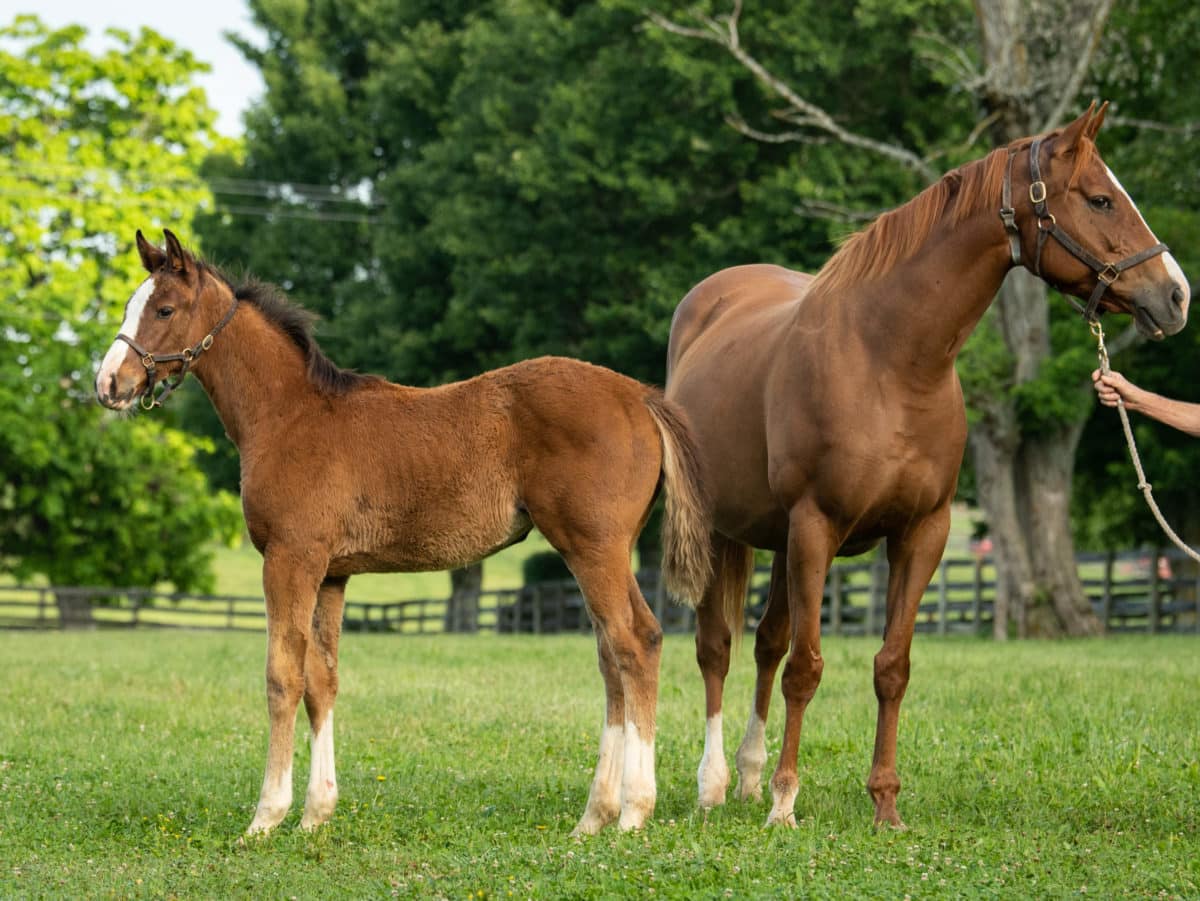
[1054,101,1100,158]
[162,229,193,276]
[136,230,166,273]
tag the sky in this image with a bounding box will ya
[16,0,266,137]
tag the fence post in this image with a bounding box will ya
[971,558,983,629]
[829,566,843,636]
[1149,548,1161,635]
[533,585,544,635]
[866,560,883,636]
[37,587,48,627]
[936,561,948,636]
[1100,550,1114,631]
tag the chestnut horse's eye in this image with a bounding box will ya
[156,306,175,319]
[1089,195,1113,211]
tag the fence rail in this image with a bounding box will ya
[2,550,1197,636]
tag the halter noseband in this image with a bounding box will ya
[999,138,1169,322]
[116,296,239,409]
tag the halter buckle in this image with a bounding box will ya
[1097,263,1119,285]
[1037,213,1057,231]
[140,353,155,369]
[201,334,214,351]
[1029,181,1047,204]
[182,347,195,362]
[140,393,158,411]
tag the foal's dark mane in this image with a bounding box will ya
[201,262,381,396]
[810,132,1098,297]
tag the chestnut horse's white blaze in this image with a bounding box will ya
[1103,165,1191,308]
[97,277,154,387]
[96,229,713,837]
[696,713,729,809]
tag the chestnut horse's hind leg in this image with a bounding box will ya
[300,575,347,831]
[868,507,950,829]
[694,534,754,810]
[569,553,663,833]
[247,547,326,835]
[767,508,838,828]
[572,632,626,836]
[734,550,790,802]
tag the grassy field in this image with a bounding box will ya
[1,632,1197,899]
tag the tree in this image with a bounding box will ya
[0,16,243,621]
[646,0,1198,636]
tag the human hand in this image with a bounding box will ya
[1091,369,1142,409]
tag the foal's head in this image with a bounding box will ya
[1011,102,1189,338]
[95,230,232,410]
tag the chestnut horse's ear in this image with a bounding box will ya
[162,228,193,276]
[1085,100,1109,140]
[1054,101,1100,158]
[136,229,166,273]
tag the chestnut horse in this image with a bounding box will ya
[666,103,1189,828]
[95,231,712,836]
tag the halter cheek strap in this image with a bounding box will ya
[116,297,239,409]
[1001,137,1170,322]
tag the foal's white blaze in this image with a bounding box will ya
[618,721,655,831]
[573,723,624,836]
[697,713,729,808]
[96,277,155,395]
[734,713,768,802]
[301,713,338,830]
[1104,165,1190,304]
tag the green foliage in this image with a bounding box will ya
[1,632,1197,896]
[0,16,243,590]
[520,550,572,585]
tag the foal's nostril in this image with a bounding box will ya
[108,373,117,398]
[1172,286,1185,307]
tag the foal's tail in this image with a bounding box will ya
[644,393,712,607]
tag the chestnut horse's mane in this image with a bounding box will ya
[810,133,1097,297]
[201,262,381,396]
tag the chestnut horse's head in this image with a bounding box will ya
[1006,102,1189,339]
[96,230,236,410]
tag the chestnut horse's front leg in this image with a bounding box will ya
[247,547,326,836]
[868,507,950,828]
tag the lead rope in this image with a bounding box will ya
[1091,319,1200,564]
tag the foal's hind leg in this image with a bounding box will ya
[247,547,326,835]
[570,552,663,832]
[572,633,625,836]
[734,550,790,802]
[300,575,347,830]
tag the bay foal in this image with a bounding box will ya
[96,230,711,836]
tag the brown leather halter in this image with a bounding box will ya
[116,297,239,409]
[999,138,1169,322]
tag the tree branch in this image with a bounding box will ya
[1039,0,1116,132]
[646,6,940,182]
[1107,115,1200,136]
[792,199,885,223]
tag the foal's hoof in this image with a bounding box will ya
[734,776,763,803]
[873,814,908,831]
[764,808,797,829]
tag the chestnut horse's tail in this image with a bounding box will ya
[644,393,713,607]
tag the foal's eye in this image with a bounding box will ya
[156,306,175,319]
[1089,195,1113,211]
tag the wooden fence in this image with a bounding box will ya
[1,550,1197,636]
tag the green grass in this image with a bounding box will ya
[1,632,1197,898]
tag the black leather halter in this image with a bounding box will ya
[116,297,239,409]
[998,137,1169,322]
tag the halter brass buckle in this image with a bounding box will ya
[1029,181,1047,204]
[201,334,214,351]
[1037,213,1057,231]
[140,393,158,411]
[141,353,155,369]
[1097,263,1119,285]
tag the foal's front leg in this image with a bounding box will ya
[300,575,347,830]
[247,549,325,835]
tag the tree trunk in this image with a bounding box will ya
[1018,421,1103,636]
[444,562,482,633]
